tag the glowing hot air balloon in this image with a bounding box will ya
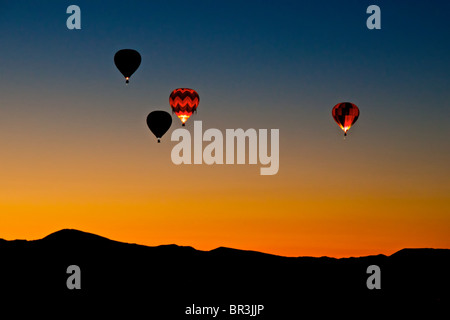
[332,102,360,136]
[114,49,141,84]
[147,111,172,143]
[169,88,199,126]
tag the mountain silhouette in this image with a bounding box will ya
[0,229,448,317]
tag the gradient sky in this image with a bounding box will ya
[0,0,449,257]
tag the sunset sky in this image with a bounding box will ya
[0,0,449,257]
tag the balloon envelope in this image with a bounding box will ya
[114,49,141,84]
[169,88,199,126]
[147,111,172,143]
[332,102,360,136]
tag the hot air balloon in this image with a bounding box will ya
[332,102,360,136]
[146,111,172,143]
[169,88,199,126]
[114,49,141,84]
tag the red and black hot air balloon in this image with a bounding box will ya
[332,102,360,136]
[169,88,199,126]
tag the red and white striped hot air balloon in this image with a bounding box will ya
[169,88,200,126]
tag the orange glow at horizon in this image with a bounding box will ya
[0,145,448,258]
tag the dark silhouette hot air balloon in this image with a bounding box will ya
[332,102,360,136]
[169,88,199,126]
[146,111,172,143]
[114,49,141,84]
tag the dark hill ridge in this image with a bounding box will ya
[41,228,111,243]
[2,228,439,258]
[0,229,448,317]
